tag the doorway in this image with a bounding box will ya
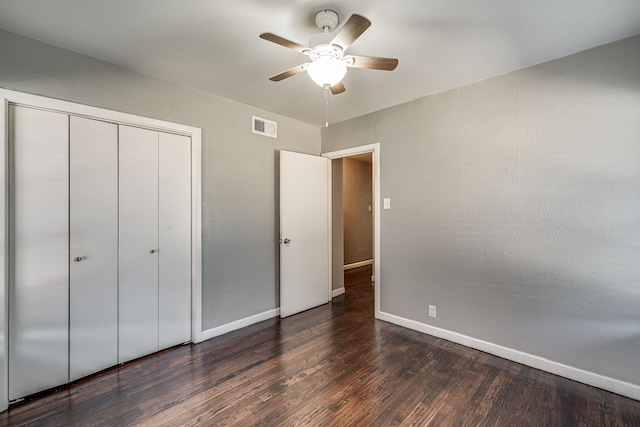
[338,153,373,305]
[342,153,373,273]
[322,143,381,317]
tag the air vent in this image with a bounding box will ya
[252,116,277,138]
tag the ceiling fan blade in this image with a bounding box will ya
[330,82,346,95]
[260,33,310,54]
[269,65,307,82]
[348,55,399,71]
[330,14,371,51]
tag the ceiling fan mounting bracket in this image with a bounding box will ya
[315,10,339,32]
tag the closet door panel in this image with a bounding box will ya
[118,125,159,363]
[69,116,118,381]
[158,133,192,349]
[8,106,69,400]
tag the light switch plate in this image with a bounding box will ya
[383,198,391,209]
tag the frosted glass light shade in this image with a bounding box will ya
[307,57,347,87]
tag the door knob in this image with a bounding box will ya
[73,256,83,262]
[149,248,158,254]
[282,238,291,244]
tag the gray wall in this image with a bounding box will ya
[343,157,373,265]
[0,29,321,331]
[322,36,640,387]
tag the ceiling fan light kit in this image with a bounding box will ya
[305,47,348,87]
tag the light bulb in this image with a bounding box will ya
[307,56,347,87]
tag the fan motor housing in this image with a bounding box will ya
[309,32,337,50]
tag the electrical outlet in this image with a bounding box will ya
[428,305,436,318]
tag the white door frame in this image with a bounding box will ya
[0,89,203,411]
[322,143,381,318]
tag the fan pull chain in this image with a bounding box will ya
[324,84,330,127]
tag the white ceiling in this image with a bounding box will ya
[1,0,639,127]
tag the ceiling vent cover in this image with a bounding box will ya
[252,116,277,138]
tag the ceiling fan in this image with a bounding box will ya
[260,10,398,95]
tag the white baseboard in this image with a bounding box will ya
[377,311,640,401]
[332,287,345,298]
[199,308,280,343]
[344,259,373,270]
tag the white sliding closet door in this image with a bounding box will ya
[69,116,118,381]
[8,106,69,400]
[158,133,192,349]
[118,125,159,363]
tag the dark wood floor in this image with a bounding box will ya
[2,266,640,426]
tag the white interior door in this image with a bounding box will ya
[9,106,69,399]
[279,150,330,318]
[69,116,118,381]
[118,125,159,363]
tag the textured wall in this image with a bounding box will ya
[322,36,640,387]
[343,157,373,265]
[0,29,321,331]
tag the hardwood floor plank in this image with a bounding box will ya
[2,265,639,426]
